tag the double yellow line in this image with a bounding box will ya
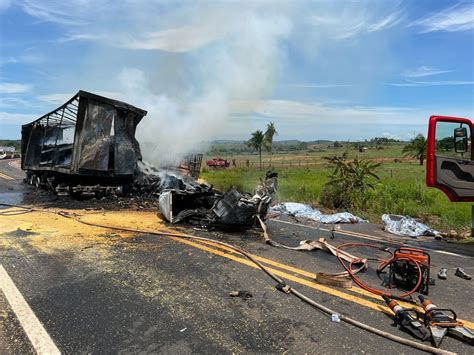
[0,172,14,181]
[164,229,474,330]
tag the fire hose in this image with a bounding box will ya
[335,242,424,299]
[0,203,454,354]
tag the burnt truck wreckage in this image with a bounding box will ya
[21,90,278,227]
[21,91,148,196]
[159,171,278,228]
[134,161,278,228]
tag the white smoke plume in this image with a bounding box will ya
[117,5,292,166]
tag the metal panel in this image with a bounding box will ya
[76,100,114,171]
[114,108,139,175]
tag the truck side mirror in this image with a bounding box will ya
[454,127,468,153]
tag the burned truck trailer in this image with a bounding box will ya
[21,91,147,195]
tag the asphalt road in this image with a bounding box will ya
[1,159,473,354]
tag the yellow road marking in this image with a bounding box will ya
[162,232,474,330]
[166,235,389,312]
[0,172,14,180]
[271,218,402,244]
[5,207,472,330]
[192,239,474,324]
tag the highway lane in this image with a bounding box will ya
[0,160,473,353]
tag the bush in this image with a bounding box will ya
[320,153,380,210]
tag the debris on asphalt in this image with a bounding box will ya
[331,313,341,323]
[158,170,278,228]
[381,214,440,238]
[454,267,472,280]
[270,202,367,223]
[438,268,447,280]
[314,273,352,288]
[229,290,253,299]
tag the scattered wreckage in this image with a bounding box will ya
[20,90,279,229]
[21,91,148,196]
[19,92,472,352]
[134,161,278,228]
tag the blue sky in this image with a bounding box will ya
[0,0,473,144]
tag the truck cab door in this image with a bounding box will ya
[426,115,474,202]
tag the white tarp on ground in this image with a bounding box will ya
[270,202,367,224]
[382,214,440,238]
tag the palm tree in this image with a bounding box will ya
[264,122,278,166]
[403,134,427,165]
[248,130,265,169]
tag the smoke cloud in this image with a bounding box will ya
[112,4,292,166]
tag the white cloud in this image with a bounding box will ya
[37,93,73,105]
[388,66,472,86]
[0,83,32,94]
[225,99,437,140]
[0,96,30,109]
[231,99,417,123]
[367,12,404,32]
[0,53,44,66]
[20,0,91,25]
[311,5,404,40]
[0,0,11,12]
[120,25,227,52]
[0,111,37,124]
[37,91,124,105]
[284,83,353,88]
[388,79,474,87]
[411,3,474,33]
[403,66,453,78]
[381,132,402,140]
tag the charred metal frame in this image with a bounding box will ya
[21,91,147,179]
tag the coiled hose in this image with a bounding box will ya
[0,203,454,354]
[335,242,424,299]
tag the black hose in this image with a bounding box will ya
[0,202,454,354]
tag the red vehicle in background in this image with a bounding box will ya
[206,158,230,169]
[426,115,474,235]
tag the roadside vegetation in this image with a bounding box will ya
[202,140,470,234]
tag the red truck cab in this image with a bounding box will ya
[426,115,474,202]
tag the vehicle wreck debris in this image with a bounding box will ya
[158,171,278,228]
[132,162,278,227]
[270,202,367,224]
[21,91,147,196]
[382,214,440,238]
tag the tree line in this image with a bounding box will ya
[247,122,277,169]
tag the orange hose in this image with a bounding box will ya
[335,243,424,299]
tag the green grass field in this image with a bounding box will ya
[201,145,470,233]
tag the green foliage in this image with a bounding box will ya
[403,134,427,165]
[201,162,470,232]
[247,130,265,168]
[0,140,21,150]
[264,122,277,151]
[436,137,454,151]
[320,154,381,209]
[264,122,278,165]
